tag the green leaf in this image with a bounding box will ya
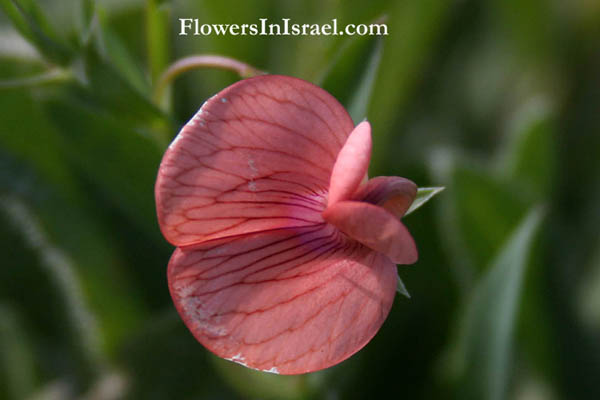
[146,0,171,87]
[95,8,150,96]
[0,305,37,400]
[452,166,523,266]
[73,45,173,148]
[455,206,545,400]
[396,274,411,298]
[318,24,385,123]
[369,0,453,171]
[80,46,168,128]
[0,0,38,47]
[0,154,148,360]
[0,88,78,199]
[43,95,164,234]
[0,0,72,65]
[0,195,106,377]
[346,36,384,123]
[406,186,445,216]
[0,90,149,357]
[577,240,600,330]
[12,0,59,41]
[431,150,528,273]
[496,98,556,202]
[77,0,96,45]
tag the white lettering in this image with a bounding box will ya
[179,18,193,36]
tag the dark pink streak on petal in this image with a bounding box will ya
[352,176,417,218]
[168,225,397,375]
[155,75,355,247]
[322,201,418,265]
[327,121,372,207]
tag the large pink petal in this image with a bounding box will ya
[327,121,372,207]
[322,201,418,264]
[168,225,397,375]
[156,75,355,246]
[352,176,417,218]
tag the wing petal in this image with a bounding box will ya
[168,225,397,374]
[156,75,355,246]
[322,201,418,264]
[352,176,417,218]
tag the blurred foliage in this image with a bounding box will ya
[1,0,600,399]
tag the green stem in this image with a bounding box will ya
[0,68,72,90]
[152,54,265,106]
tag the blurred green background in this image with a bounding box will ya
[1,0,599,399]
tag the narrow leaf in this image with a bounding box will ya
[95,9,150,95]
[0,0,36,43]
[78,0,96,45]
[146,0,170,86]
[456,206,545,400]
[0,0,72,65]
[13,0,60,42]
[0,305,37,400]
[318,19,385,123]
[0,195,106,374]
[0,132,147,358]
[497,98,555,201]
[43,96,163,234]
[431,149,528,272]
[346,36,384,123]
[0,89,78,200]
[405,186,445,216]
[396,274,411,298]
[577,241,600,330]
[369,0,453,171]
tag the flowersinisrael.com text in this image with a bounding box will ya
[179,18,388,37]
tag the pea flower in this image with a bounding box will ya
[155,75,418,375]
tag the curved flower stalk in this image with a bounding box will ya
[155,75,418,375]
[153,55,265,106]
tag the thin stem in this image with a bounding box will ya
[153,54,265,105]
[146,0,170,108]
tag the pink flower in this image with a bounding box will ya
[155,75,418,375]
